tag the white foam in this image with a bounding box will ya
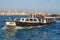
[14,26,33,29]
[1,26,42,30]
[56,20,60,23]
[1,26,7,29]
[14,26,42,29]
[14,26,24,29]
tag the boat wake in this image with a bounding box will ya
[14,26,42,29]
[1,26,7,29]
[1,26,42,30]
[56,20,60,23]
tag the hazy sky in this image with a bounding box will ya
[0,0,60,13]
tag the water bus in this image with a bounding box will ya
[5,14,56,29]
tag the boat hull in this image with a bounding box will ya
[15,21,40,26]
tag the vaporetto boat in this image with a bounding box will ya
[5,17,41,29]
[5,17,56,29]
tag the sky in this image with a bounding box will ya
[0,0,60,14]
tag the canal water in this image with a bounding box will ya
[0,16,60,40]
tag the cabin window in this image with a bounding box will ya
[30,19,33,21]
[46,18,54,21]
[34,19,37,21]
[25,19,29,21]
[46,18,48,21]
[51,18,54,21]
[39,19,41,21]
[22,19,24,21]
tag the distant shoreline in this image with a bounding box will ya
[0,11,36,16]
[0,11,60,17]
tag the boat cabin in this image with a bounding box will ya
[43,17,56,23]
[14,18,40,26]
[14,18,39,23]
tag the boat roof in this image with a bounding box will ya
[14,17,38,21]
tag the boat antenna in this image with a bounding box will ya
[29,14,36,18]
